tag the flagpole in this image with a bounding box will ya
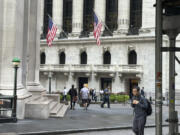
[47,14,68,38]
[93,10,113,36]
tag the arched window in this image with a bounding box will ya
[129,0,142,35]
[103,0,118,36]
[43,0,53,38]
[40,52,46,64]
[63,0,72,34]
[80,51,87,64]
[59,52,66,64]
[81,0,94,37]
[103,51,111,64]
[128,50,137,64]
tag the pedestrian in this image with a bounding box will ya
[80,84,90,110]
[131,86,148,135]
[92,89,94,100]
[63,86,68,102]
[68,85,77,110]
[101,87,110,108]
[93,89,97,102]
[100,89,104,101]
[141,87,145,97]
[90,89,93,100]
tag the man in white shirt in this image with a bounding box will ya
[63,86,68,102]
[80,84,89,110]
[100,89,104,101]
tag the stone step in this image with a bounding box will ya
[50,104,69,118]
[50,103,63,115]
[49,101,58,110]
[25,99,53,119]
[29,89,46,97]
[27,95,42,103]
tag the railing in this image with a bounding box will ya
[40,64,143,74]
[118,65,143,73]
[71,64,92,72]
[40,64,70,72]
[93,64,116,73]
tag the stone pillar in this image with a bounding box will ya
[94,0,106,31]
[53,0,63,38]
[27,0,45,94]
[71,0,84,37]
[115,0,130,35]
[0,0,34,119]
[40,0,44,37]
[89,72,96,90]
[67,72,74,90]
[141,0,155,34]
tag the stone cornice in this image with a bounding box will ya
[40,36,158,46]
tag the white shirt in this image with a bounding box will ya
[63,89,68,95]
[81,87,89,99]
[100,90,104,94]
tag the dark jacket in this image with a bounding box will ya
[68,88,77,99]
[141,89,145,96]
[103,89,110,99]
[131,95,148,118]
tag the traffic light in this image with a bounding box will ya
[163,0,180,16]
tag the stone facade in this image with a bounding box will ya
[39,0,173,99]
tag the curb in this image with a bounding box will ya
[18,124,169,135]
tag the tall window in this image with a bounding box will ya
[63,0,72,34]
[80,51,87,64]
[40,52,46,64]
[128,50,137,64]
[59,52,66,64]
[129,0,142,35]
[43,0,53,38]
[103,0,118,36]
[103,51,111,64]
[81,0,94,37]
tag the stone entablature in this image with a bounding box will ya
[40,36,156,46]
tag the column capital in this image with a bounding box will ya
[114,0,130,35]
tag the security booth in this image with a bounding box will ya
[0,95,17,123]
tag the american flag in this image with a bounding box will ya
[46,18,57,47]
[93,13,102,46]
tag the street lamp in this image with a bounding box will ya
[48,72,53,94]
[12,58,20,121]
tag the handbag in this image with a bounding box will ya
[73,96,78,102]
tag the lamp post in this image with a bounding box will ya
[48,72,52,94]
[12,58,20,121]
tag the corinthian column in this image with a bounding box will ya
[40,0,44,37]
[53,0,63,38]
[115,0,130,35]
[94,0,106,31]
[71,0,84,37]
[27,0,45,93]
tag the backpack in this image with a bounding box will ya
[146,98,152,116]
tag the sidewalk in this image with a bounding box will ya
[0,104,171,134]
[66,126,170,135]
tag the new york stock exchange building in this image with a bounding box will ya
[1,0,180,120]
[40,0,180,100]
